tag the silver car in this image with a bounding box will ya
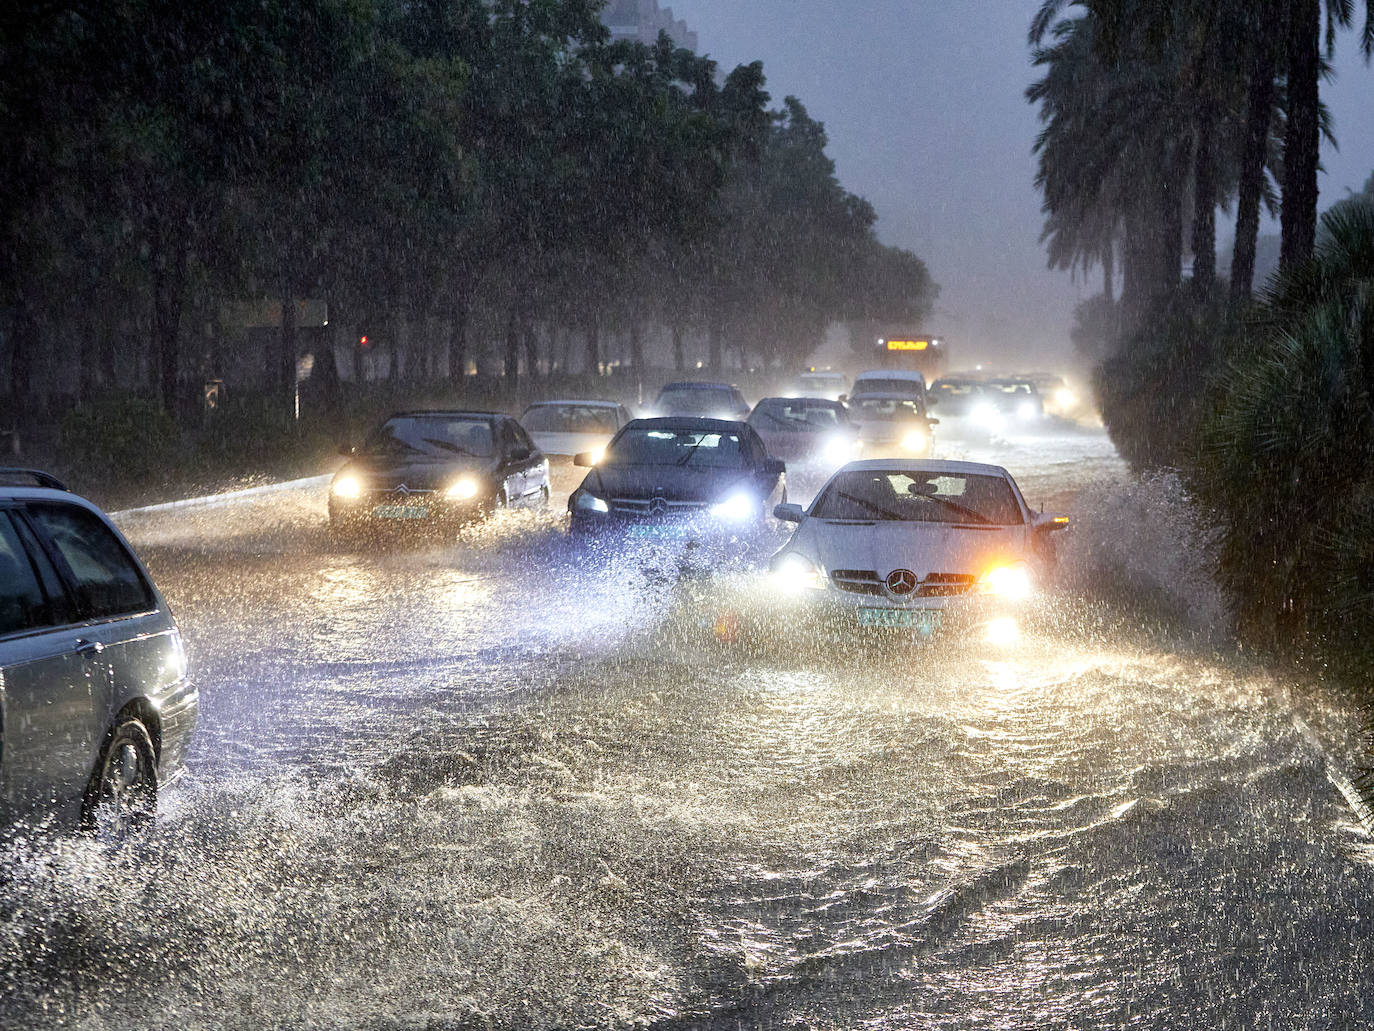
[0,470,197,834]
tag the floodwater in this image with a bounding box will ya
[2,421,1371,1030]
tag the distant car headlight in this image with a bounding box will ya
[980,562,1034,601]
[972,402,1004,428]
[901,428,929,452]
[1055,387,1076,409]
[445,478,479,500]
[331,475,362,499]
[821,434,857,465]
[1018,400,1039,420]
[772,552,823,592]
[711,492,755,522]
[573,490,609,514]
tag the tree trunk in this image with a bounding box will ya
[280,292,298,419]
[1191,117,1217,297]
[1281,0,1321,270]
[152,239,188,421]
[1160,147,1185,296]
[672,324,685,372]
[523,319,540,384]
[8,296,35,426]
[708,315,723,374]
[1102,235,1115,303]
[585,315,600,377]
[449,294,469,387]
[504,305,520,391]
[628,319,645,404]
[1231,40,1277,302]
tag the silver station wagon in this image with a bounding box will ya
[0,470,197,834]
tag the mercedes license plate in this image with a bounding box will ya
[858,608,941,633]
[373,504,429,520]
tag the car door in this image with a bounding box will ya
[508,420,547,501]
[0,508,102,819]
[23,502,165,792]
[492,420,527,503]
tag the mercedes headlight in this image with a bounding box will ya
[711,492,755,522]
[331,475,362,499]
[445,478,479,500]
[1018,401,1039,420]
[772,553,822,592]
[573,490,609,514]
[980,562,1034,601]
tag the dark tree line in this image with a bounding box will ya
[0,0,936,427]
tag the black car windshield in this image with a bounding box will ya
[987,381,1036,396]
[521,405,619,433]
[850,397,926,421]
[656,387,735,416]
[604,429,746,468]
[812,470,1023,525]
[364,416,495,458]
[748,400,846,433]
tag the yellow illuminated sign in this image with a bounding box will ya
[885,338,932,351]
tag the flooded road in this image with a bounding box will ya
[3,424,1372,1030]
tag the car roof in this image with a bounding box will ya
[623,416,748,432]
[521,399,622,409]
[854,369,925,381]
[837,458,1014,479]
[755,396,842,406]
[0,483,114,514]
[848,391,925,402]
[657,381,737,391]
[388,409,505,420]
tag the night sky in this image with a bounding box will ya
[669,0,1374,371]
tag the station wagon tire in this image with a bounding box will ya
[81,719,158,836]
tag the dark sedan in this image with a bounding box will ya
[568,418,785,538]
[329,411,549,532]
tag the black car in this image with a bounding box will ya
[650,381,751,420]
[329,411,549,532]
[568,418,785,537]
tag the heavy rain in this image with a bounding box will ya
[2,2,1374,1030]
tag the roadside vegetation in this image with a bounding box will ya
[1028,1,1374,678]
[0,0,937,495]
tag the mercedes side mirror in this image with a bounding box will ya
[764,458,786,477]
[1035,512,1070,532]
[773,503,804,523]
[573,451,597,467]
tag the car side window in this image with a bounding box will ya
[510,422,535,454]
[27,503,155,620]
[0,512,52,636]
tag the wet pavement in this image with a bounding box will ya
[2,423,1372,1030]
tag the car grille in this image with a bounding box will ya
[610,498,709,517]
[830,570,977,597]
[370,487,437,500]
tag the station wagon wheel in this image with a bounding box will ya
[81,719,158,837]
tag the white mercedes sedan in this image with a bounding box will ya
[769,459,1068,642]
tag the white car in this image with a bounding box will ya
[518,400,634,459]
[769,459,1068,642]
[845,369,928,405]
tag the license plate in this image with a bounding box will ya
[858,607,942,632]
[373,505,429,520]
[626,524,689,539]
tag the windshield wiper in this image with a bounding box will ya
[919,496,993,524]
[834,491,905,521]
[674,439,707,466]
[422,437,478,456]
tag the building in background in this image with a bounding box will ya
[601,0,698,50]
